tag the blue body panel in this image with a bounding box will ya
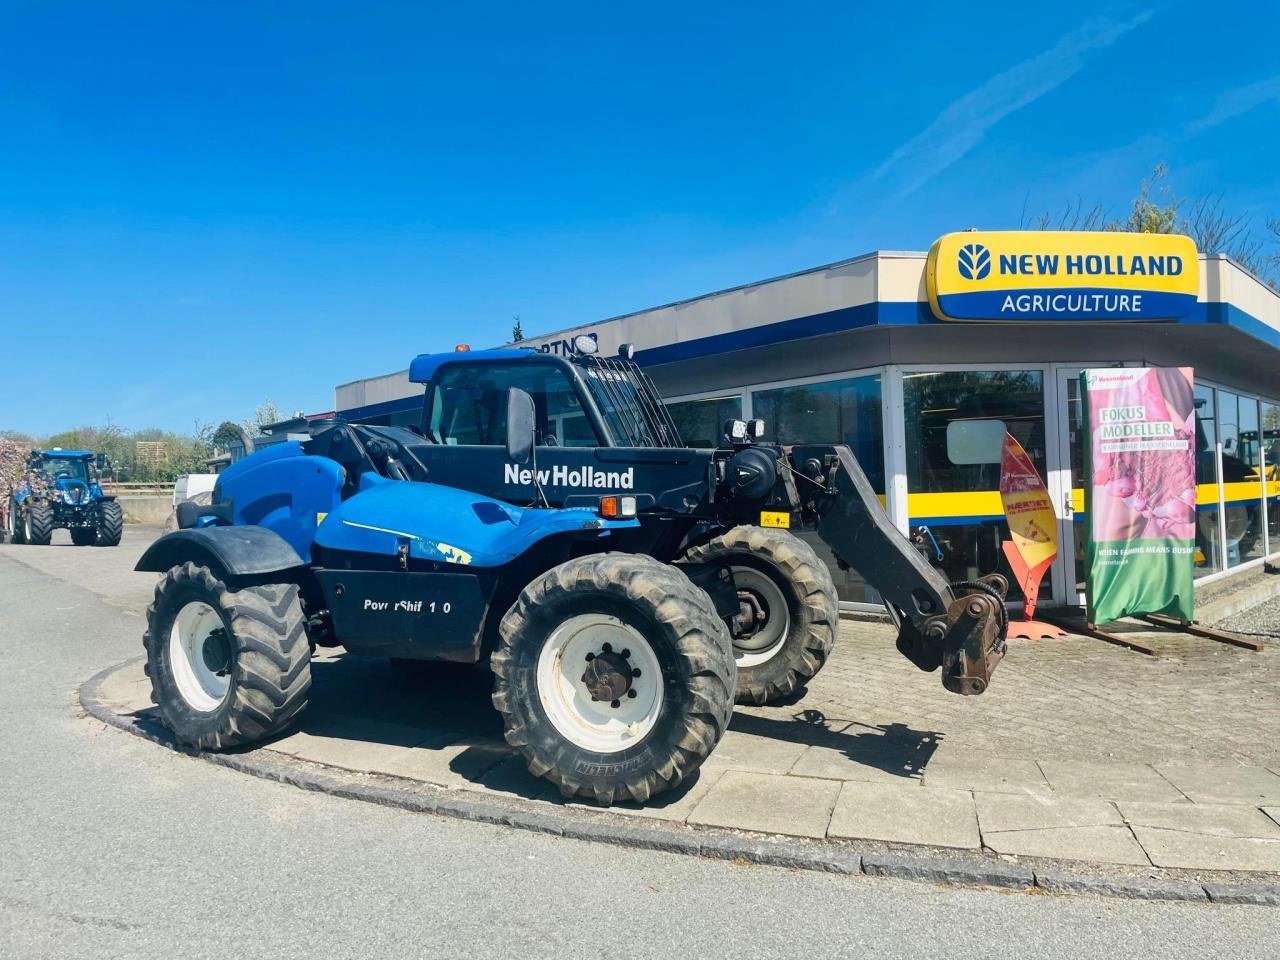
[212,439,637,568]
[214,442,344,561]
[408,348,537,383]
[315,474,638,567]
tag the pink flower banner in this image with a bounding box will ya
[1081,367,1196,624]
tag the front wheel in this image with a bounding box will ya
[684,526,838,705]
[492,554,735,805]
[24,501,54,545]
[95,501,124,546]
[6,500,21,544]
[143,562,312,750]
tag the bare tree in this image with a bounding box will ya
[1026,165,1280,290]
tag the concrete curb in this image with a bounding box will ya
[80,658,1280,906]
[1198,568,1280,624]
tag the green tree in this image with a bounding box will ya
[511,315,525,342]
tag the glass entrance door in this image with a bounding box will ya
[1049,366,1089,607]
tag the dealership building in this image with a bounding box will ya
[333,233,1280,611]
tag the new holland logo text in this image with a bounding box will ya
[504,463,635,489]
[987,252,1186,279]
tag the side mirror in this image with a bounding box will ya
[95,453,109,471]
[505,387,537,464]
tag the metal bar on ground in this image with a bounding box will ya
[1039,615,1159,656]
[1139,614,1266,652]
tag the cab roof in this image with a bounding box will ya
[40,448,94,459]
[408,348,541,384]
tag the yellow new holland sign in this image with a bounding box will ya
[926,231,1199,322]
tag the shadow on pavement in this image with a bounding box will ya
[729,710,943,780]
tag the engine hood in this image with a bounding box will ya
[314,476,638,568]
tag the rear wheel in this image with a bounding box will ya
[684,526,838,705]
[492,553,735,804]
[24,501,54,545]
[71,528,96,546]
[96,501,124,546]
[143,562,311,749]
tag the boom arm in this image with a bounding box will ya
[786,445,1008,695]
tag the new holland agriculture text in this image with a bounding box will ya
[926,231,1200,322]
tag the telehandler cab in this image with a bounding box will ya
[137,341,1008,803]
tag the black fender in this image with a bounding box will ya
[135,526,305,577]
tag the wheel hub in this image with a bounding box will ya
[537,614,663,754]
[201,628,232,675]
[727,566,792,666]
[580,646,636,705]
[733,590,769,644]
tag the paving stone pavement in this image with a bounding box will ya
[95,615,1280,874]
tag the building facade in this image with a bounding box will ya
[333,240,1280,611]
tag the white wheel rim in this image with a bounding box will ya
[168,601,233,712]
[535,613,663,754]
[731,566,792,668]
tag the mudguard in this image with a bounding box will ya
[135,526,306,577]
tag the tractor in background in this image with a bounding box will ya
[5,449,123,546]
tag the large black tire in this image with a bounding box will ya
[24,501,54,546]
[95,500,124,546]
[492,553,735,804]
[143,562,311,750]
[71,528,96,546]
[684,526,838,706]
[5,499,22,544]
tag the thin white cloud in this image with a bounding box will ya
[1187,75,1280,134]
[872,11,1154,198]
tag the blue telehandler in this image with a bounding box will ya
[136,342,1008,803]
[6,449,123,546]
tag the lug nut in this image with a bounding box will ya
[621,648,631,659]
[610,699,620,709]
[627,689,637,699]
[601,642,613,653]
[632,668,641,678]
[585,652,594,662]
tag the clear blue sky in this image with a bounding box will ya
[2,1,1277,435]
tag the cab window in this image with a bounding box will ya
[427,362,600,447]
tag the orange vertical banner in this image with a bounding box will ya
[999,432,1065,638]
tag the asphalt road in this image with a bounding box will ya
[1,534,1277,959]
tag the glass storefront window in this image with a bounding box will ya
[1194,385,1222,575]
[1218,390,1267,566]
[1264,401,1280,553]
[752,374,884,602]
[903,370,1045,600]
[665,395,742,449]
[752,375,885,490]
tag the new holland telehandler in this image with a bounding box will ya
[137,341,1008,803]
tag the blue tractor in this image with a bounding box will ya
[6,449,123,547]
[136,343,1008,803]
